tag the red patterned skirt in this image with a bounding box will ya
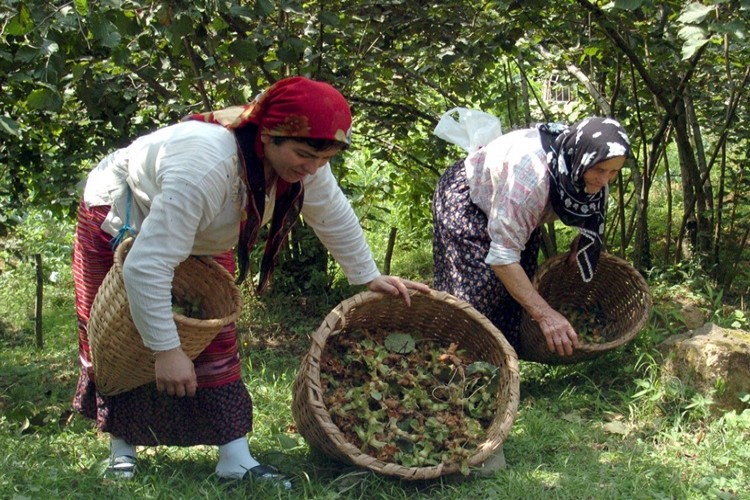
[72,201,252,446]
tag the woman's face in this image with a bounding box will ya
[261,134,341,183]
[582,156,626,194]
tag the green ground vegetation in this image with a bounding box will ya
[0,213,748,500]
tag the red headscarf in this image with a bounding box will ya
[187,76,352,156]
[185,76,353,292]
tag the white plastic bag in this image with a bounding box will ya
[433,107,503,153]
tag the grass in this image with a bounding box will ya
[1,240,749,499]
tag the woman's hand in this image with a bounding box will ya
[537,308,580,356]
[493,263,580,357]
[153,347,197,397]
[366,275,431,306]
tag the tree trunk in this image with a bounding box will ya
[685,92,715,252]
[673,99,711,259]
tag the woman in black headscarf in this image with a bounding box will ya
[433,117,631,358]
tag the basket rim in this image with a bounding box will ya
[116,238,242,327]
[296,289,520,477]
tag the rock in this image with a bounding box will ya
[658,323,750,412]
[679,303,706,330]
[652,297,705,331]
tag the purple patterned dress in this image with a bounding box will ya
[432,160,541,350]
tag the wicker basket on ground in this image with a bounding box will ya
[291,290,520,481]
[517,252,652,364]
[87,238,243,395]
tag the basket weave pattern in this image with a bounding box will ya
[87,238,243,395]
[518,253,652,364]
[291,290,520,480]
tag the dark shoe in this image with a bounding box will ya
[105,455,137,480]
[243,464,292,490]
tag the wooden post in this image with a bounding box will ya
[384,227,397,275]
[35,253,43,349]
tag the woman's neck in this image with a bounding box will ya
[263,162,277,188]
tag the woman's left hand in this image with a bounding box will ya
[366,275,431,306]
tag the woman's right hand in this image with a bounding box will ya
[492,262,580,356]
[153,347,197,397]
[537,308,580,356]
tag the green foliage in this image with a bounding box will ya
[629,351,714,426]
[3,0,750,287]
[646,259,749,332]
[1,236,750,497]
[269,221,332,296]
[0,209,75,331]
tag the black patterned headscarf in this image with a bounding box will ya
[537,117,631,282]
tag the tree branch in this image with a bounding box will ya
[533,43,611,115]
[183,37,212,110]
[575,0,706,118]
[350,96,438,125]
[126,65,173,100]
[359,132,441,176]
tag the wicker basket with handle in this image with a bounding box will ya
[87,238,243,395]
[291,289,520,480]
[517,252,652,364]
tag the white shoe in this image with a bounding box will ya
[105,455,137,480]
[475,446,506,476]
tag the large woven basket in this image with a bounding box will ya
[291,290,520,480]
[517,252,652,364]
[87,238,243,395]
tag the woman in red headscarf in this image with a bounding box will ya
[72,76,430,486]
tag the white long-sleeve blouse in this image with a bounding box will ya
[83,120,380,351]
[464,127,553,267]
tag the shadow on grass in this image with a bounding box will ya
[0,292,700,498]
[229,299,689,498]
